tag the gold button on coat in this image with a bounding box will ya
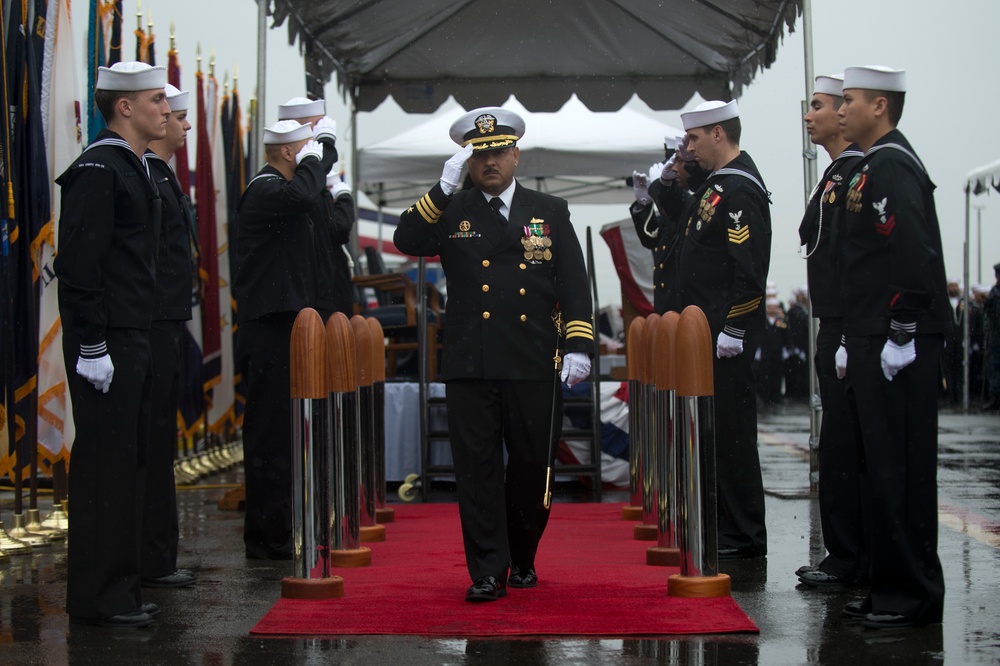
[520,315,527,322]
[519,288,526,295]
[482,260,490,267]
[482,285,490,292]
[483,312,490,319]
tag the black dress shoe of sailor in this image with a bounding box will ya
[718,545,767,560]
[842,598,872,619]
[141,571,196,588]
[465,576,507,602]
[70,610,155,628]
[862,611,924,629]
[794,564,818,577]
[798,568,847,587]
[140,602,160,616]
[508,566,538,588]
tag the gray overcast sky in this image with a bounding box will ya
[72,0,1000,309]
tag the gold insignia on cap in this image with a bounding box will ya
[476,114,496,134]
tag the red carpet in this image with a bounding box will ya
[250,503,758,637]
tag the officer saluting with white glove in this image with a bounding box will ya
[394,107,594,602]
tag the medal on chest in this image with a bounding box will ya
[521,218,552,264]
[846,172,867,213]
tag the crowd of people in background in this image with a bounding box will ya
[752,271,1000,411]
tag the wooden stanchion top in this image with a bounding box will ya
[367,318,386,383]
[641,312,660,385]
[626,316,645,382]
[654,311,679,391]
[290,308,328,399]
[675,305,714,397]
[351,315,373,388]
[325,312,357,393]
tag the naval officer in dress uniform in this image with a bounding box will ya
[837,65,947,629]
[675,100,772,559]
[794,74,868,589]
[55,61,170,628]
[394,107,594,602]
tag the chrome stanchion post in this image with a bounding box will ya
[649,311,680,566]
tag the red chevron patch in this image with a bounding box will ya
[875,214,896,236]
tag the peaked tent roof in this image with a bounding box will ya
[358,95,684,205]
[272,0,803,113]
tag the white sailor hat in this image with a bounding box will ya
[164,83,190,112]
[680,100,739,131]
[262,120,312,145]
[96,61,167,91]
[843,66,906,93]
[278,96,325,120]
[765,297,781,307]
[449,107,525,152]
[813,74,844,97]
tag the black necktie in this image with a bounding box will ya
[489,197,506,229]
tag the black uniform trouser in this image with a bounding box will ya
[141,320,184,577]
[64,327,152,619]
[714,321,767,552]
[815,318,868,582]
[846,334,945,623]
[445,378,562,582]
[236,312,296,558]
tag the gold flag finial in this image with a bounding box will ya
[169,21,175,51]
[209,50,216,78]
[196,43,202,73]
[136,0,142,30]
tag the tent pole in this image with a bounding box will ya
[255,0,267,172]
[351,90,361,258]
[963,186,970,413]
[800,0,820,495]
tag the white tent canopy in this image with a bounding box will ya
[359,95,684,206]
[966,158,1000,195]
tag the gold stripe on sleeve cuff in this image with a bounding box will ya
[565,320,594,341]
[415,193,443,223]
[727,297,762,319]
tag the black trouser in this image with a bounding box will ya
[141,320,184,577]
[815,318,868,582]
[846,334,945,623]
[445,378,562,583]
[236,312,296,558]
[714,321,767,552]
[64,327,152,619]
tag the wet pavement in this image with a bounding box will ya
[1,402,999,665]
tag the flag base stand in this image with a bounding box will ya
[375,507,395,523]
[621,505,642,521]
[646,546,680,566]
[281,576,344,599]
[330,547,371,568]
[633,524,657,541]
[667,573,731,598]
[25,509,65,540]
[7,514,51,547]
[359,525,385,542]
[41,502,70,532]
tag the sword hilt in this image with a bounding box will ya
[543,466,553,510]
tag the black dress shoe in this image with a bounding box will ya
[140,603,160,616]
[718,545,767,560]
[508,567,538,588]
[141,571,196,588]
[465,576,507,602]
[797,569,847,587]
[70,610,155,628]
[862,611,922,629]
[175,568,196,578]
[842,598,872,619]
[794,564,818,577]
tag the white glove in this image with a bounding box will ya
[560,352,591,387]
[834,345,848,380]
[326,166,341,189]
[295,139,323,164]
[880,339,916,381]
[716,331,744,359]
[313,116,337,143]
[647,162,665,184]
[440,144,474,195]
[331,180,352,199]
[77,353,115,393]
[659,153,677,183]
[632,170,650,205]
[677,136,696,163]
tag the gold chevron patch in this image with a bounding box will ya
[728,227,750,244]
[415,193,442,223]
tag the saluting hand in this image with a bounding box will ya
[440,144,474,195]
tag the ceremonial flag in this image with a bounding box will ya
[37,0,82,473]
[222,79,247,425]
[108,0,122,65]
[207,65,234,435]
[86,0,117,143]
[145,10,155,66]
[0,0,12,474]
[134,3,146,62]
[194,64,222,437]
[1,0,52,484]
